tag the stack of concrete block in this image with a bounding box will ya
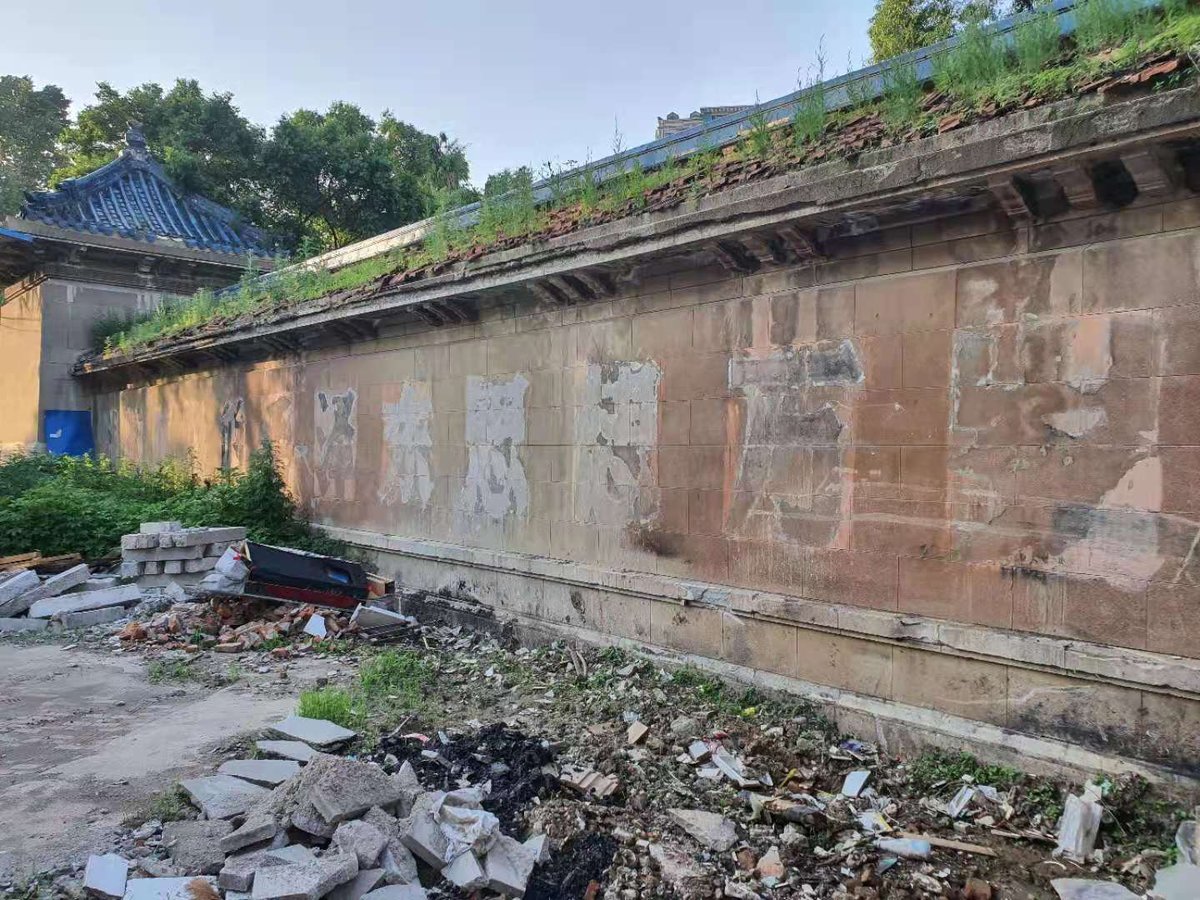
[120,521,247,582]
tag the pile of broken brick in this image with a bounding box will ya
[118,598,354,655]
[82,714,547,900]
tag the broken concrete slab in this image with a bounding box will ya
[219,813,279,854]
[255,740,317,764]
[140,521,183,534]
[57,605,128,629]
[523,834,549,864]
[30,583,141,619]
[399,792,449,869]
[303,615,327,639]
[271,715,357,748]
[327,869,385,900]
[84,853,129,899]
[0,563,88,617]
[1152,862,1200,900]
[334,820,389,868]
[350,605,410,628]
[219,759,302,786]
[443,851,488,891]
[0,569,41,615]
[161,819,233,875]
[179,773,270,819]
[220,845,314,893]
[361,886,427,900]
[250,852,358,900]
[0,616,48,633]
[310,758,402,824]
[378,844,419,886]
[168,526,247,547]
[648,844,707,897]
[668,808,739,852]
[122,877,218,900]
[483,834,535,897]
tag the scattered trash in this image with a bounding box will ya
[840,769,870,798]
[1055,788,1105,863]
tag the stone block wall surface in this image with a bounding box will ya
[96,194,1200,777]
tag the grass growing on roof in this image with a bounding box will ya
[97,1,1200,356]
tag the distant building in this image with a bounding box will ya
[0,125,275,453]
[656,106,753,139]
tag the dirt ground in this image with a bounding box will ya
[0,641,325,880]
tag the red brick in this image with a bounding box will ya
[860,334,903,390]
[1159,375,1200,446]
[1062,575,1148,649]
[902,329,952,388]
[853,389,949,445]
[956,253,1080,326]
[1161,448,1200,516]
[1084,232,1200,313]
[854,271,956,336]
[899,557,1013,628]
[1148,581,1200,658]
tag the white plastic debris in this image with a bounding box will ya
[1152,862,1200,900]
[431,788,500,861]
[1177,820,1199,866]
[197,545,248,595]
[304,615,328,639]
[874,838,931,859]
[1055,793,1104,863]
[1050,878,1137,899]
[841,770,870,798]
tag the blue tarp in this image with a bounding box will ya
[44,410,94,457]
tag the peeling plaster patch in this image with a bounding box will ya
[727,344,858,545]
[1043,407,1107,438]
[380,382,434,508]
[574,362,661,526]
[1062,317,1112,393]
[219,397,245,471]
[728,339,863,390]
[314,388,357,501]
[457,374,529,523]
[1059,456,1163,585]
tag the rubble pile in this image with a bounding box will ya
[119,522,247,583]
[87,714,550,900]
[118,597,353,655]
[0,560,141,634]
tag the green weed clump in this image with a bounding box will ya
[906,749,1021,792]
[880,62,925,129]
[298,687,357,728]
[0,441,340,559]
[935,22,1011,99]
[1014,7,1064,73]
[792,82,828,146]
[359,649,429,708]
[1074,0,1154,52]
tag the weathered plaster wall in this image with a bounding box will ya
[0,283,45,449]
[94,195,1200,777]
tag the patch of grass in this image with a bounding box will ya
[148,785,191,823]
[147,659,197,683]
[297,687,356,728]
[935,21,1012,100]
[359,649,429,708]
[907,749,1021,792]
[792,82,827,147]
[1074,0,1154,52]
[880,61,925,130]
[1014,6,1064,73]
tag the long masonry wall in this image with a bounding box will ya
[94,194,1200,781]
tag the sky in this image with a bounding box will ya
[4,0,877,185]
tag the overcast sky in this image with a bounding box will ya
[6,0,877,184]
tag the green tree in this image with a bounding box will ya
[483,166,534,198]
[0,76,70,216]
[260,102,427,249]
[55,79,265,215]
[869,0,959,60]
[380,115,477,212]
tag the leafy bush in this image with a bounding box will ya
[0,442,342,558]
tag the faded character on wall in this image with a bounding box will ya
[379,382,435,508]
[727,340,862,546]
[457,374,529,524]
[219,397,245,471]
[314,388,357,501]
[574,361,662,526]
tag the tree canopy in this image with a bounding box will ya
[1,75,477,252]
[0,76,70,216]
[868,0,1019,61]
